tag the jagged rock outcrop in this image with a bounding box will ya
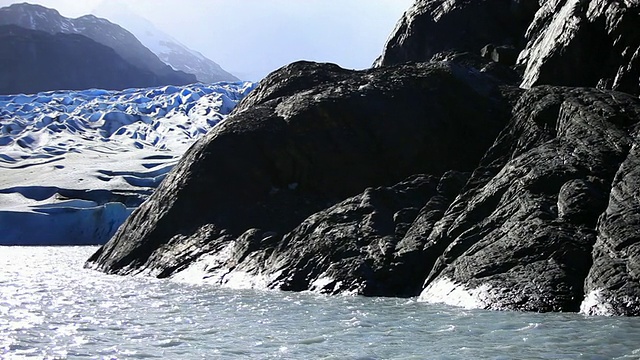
[418,86,640,313]
[517,0,640,95]
[86,59,513,282]
[263,171,470,297]
[87,0,640,315]
[376,0,540,67]
[583,135,640,316]
[378,0,639,96]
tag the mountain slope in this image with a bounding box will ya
[92,2,239,83]
[135,31,239,83]
[0,24,169,95]
[0,3,196,88]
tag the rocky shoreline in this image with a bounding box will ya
[87,0,640,316]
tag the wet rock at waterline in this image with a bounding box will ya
[86,55,640,315]
[419,87,640,314]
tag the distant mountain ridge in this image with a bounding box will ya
[92,2,239,83]
[132,29,239,83]
[0,24,173,95]
[0,2,196,93]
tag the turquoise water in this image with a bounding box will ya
[1,246,640,359]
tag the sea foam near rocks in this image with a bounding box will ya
[418,278,493,310]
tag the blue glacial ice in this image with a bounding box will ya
[0,81,256,245]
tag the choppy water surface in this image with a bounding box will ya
[2,247,640,359]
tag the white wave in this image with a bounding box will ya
[418,277,492,310]
[516,322,541,331]
[580,289,620,316]
[170,241,237,285]
[309,276,336,292]
[171,243,281,291]
[219,270,282,290]
[307,275,353,295]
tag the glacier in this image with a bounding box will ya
[0,81,255,245]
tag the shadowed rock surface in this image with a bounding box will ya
[263,171,470,297]
[583,135,640,316]
[376,0,540,67]
[419,86,640,313]
[88,0,640,315]
[378,0,639,96]
[86,59,512,283]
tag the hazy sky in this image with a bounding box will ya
[0,0,414,80]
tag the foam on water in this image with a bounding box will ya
[418,277,492,310]
[309,276,338,292]
[3,246,640,359]
[580,289,640,317]
[580,289,615,316]
[170,242,281,290]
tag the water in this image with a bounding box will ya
[2,247,640,359]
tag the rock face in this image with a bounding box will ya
[87,59,513,283]
[266,171,470,297]
[88,0,640,315]
[376,0,540,67]
[517,0,640,95]
[583,132,640,315]
[378,0,639,96]
[419,86,640,313]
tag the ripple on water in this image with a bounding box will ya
[3,246,640,359]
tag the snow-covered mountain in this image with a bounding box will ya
[0,3,196,88]
[0,81,255,245]
[93,2,239,83]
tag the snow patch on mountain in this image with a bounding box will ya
[0,81,255,245]
[92,1,238,83]
[0,3,196,87]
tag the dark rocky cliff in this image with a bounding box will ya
[375,0,540,67]
[378,0,639,96]
[87,59,513,281]
[87,0,640,315]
